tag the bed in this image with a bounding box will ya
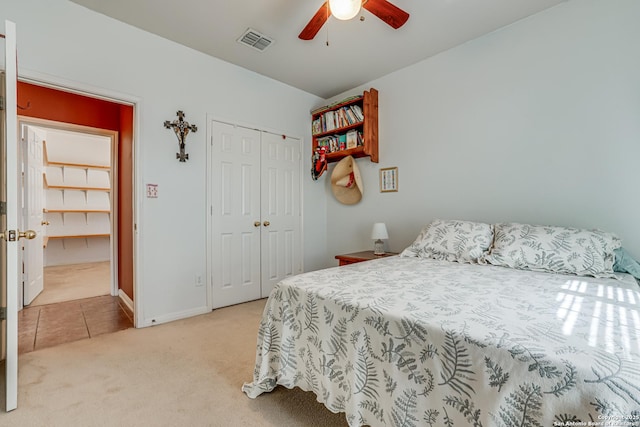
[243,220,640,426]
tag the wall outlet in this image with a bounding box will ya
[195,274,204,287]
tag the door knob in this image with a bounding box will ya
[19,230,37,240]
[263,221,270,227]
[254,221,261,227]
[41,220,50,226]
[0,229,36,241]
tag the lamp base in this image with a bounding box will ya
[373,239,385,255]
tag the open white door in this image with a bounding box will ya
[1,20,22,412]
[21,124,45,305]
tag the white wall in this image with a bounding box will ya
[1,0,327,326]
[44,237,110,266]
[324,0,640,264]
[5,0,638,324]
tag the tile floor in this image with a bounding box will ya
[18,295,134,354]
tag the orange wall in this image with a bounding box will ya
[18,81,135,301]
[18,82,122,131]
[117,105,134,301]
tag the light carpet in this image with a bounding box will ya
[1,299,348,426]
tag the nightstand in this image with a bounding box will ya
[335,250,398,266]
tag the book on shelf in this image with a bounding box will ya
[343,106,357,124]
[312,118,322,135]
[351,104,364,121]
[338,134,347,150]
[346,130,358,149]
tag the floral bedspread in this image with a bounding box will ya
[242,257,640,426]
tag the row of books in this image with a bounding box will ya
[315,130,363,153]
[311,104,364,135]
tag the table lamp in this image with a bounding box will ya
[371,223,389,255]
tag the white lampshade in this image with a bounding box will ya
[329,0,361,20]
[371,223,389,240]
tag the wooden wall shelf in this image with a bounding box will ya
[311,88,378,164]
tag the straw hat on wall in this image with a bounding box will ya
[331,155,363,205]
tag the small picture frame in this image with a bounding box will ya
[379,167,398,192]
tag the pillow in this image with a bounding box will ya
[481,222,621,278]
[399,225,432,258]
[401,219,493,264]
[613,247,640,281]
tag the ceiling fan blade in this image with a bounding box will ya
[363,0,410,29]
[299,2,330,40]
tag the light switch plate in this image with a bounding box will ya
[146,184,158,198]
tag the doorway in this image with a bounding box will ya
[15,80,135,351]
[20,121,116,307]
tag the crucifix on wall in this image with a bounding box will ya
[164,110,198,162]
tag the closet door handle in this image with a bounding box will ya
[263,221,270,227]
[254,221,261,227]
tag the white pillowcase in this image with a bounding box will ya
[400,225,432,258]
[401,219,493,264]
[481,222,621,278]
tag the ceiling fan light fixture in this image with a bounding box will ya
[329,0,361,21]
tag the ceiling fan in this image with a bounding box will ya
[299,0,410,41]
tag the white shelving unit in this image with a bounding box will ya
[42,133,112,265]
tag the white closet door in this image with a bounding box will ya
[210,122,262,308]
[260,132,302,297]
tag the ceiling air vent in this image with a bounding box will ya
[237,28,274,52]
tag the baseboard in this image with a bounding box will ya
[137,306,211,328]
[118,289,134,314]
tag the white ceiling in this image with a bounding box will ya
[70,0,566,99]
